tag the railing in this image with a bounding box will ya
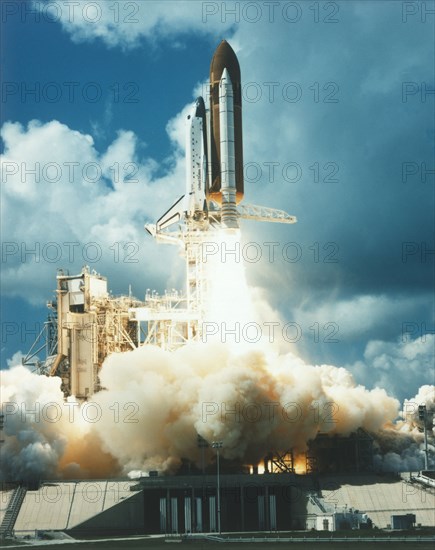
[309,493,327,513]
[414,473,435,489]
[185,533,435,543]
[0,486,27,537]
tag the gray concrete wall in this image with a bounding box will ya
[12,480,140,534]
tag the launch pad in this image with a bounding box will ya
[2,472,434,538]
[12,36,432,503]
[23,41,297,398]
[3,38,434,543]
[19,41,406,481]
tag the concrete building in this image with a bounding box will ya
[1,472,434,537]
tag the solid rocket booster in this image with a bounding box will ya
[209,40,244,204]
[219,68,238,229]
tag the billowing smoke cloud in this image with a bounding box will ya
[0,366,120,481]
[1,345,433,480]
[91,343,402,470]
[1,366,68,480]
[373,385,435,472]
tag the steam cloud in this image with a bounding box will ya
[1,345,433,480]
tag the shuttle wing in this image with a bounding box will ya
[155,195,185,231]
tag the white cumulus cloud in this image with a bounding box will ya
[1,118,187,303]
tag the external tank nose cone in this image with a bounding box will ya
[210,40,241,85]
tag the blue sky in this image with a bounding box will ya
[1,0,434,402]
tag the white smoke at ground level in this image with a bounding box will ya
[1,347,433,479]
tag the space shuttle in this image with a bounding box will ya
[146,40,296,240]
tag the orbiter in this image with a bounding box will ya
[146,40,296,240]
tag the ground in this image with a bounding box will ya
[3,532,435,550]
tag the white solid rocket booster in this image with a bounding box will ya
[219,68,238,230]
